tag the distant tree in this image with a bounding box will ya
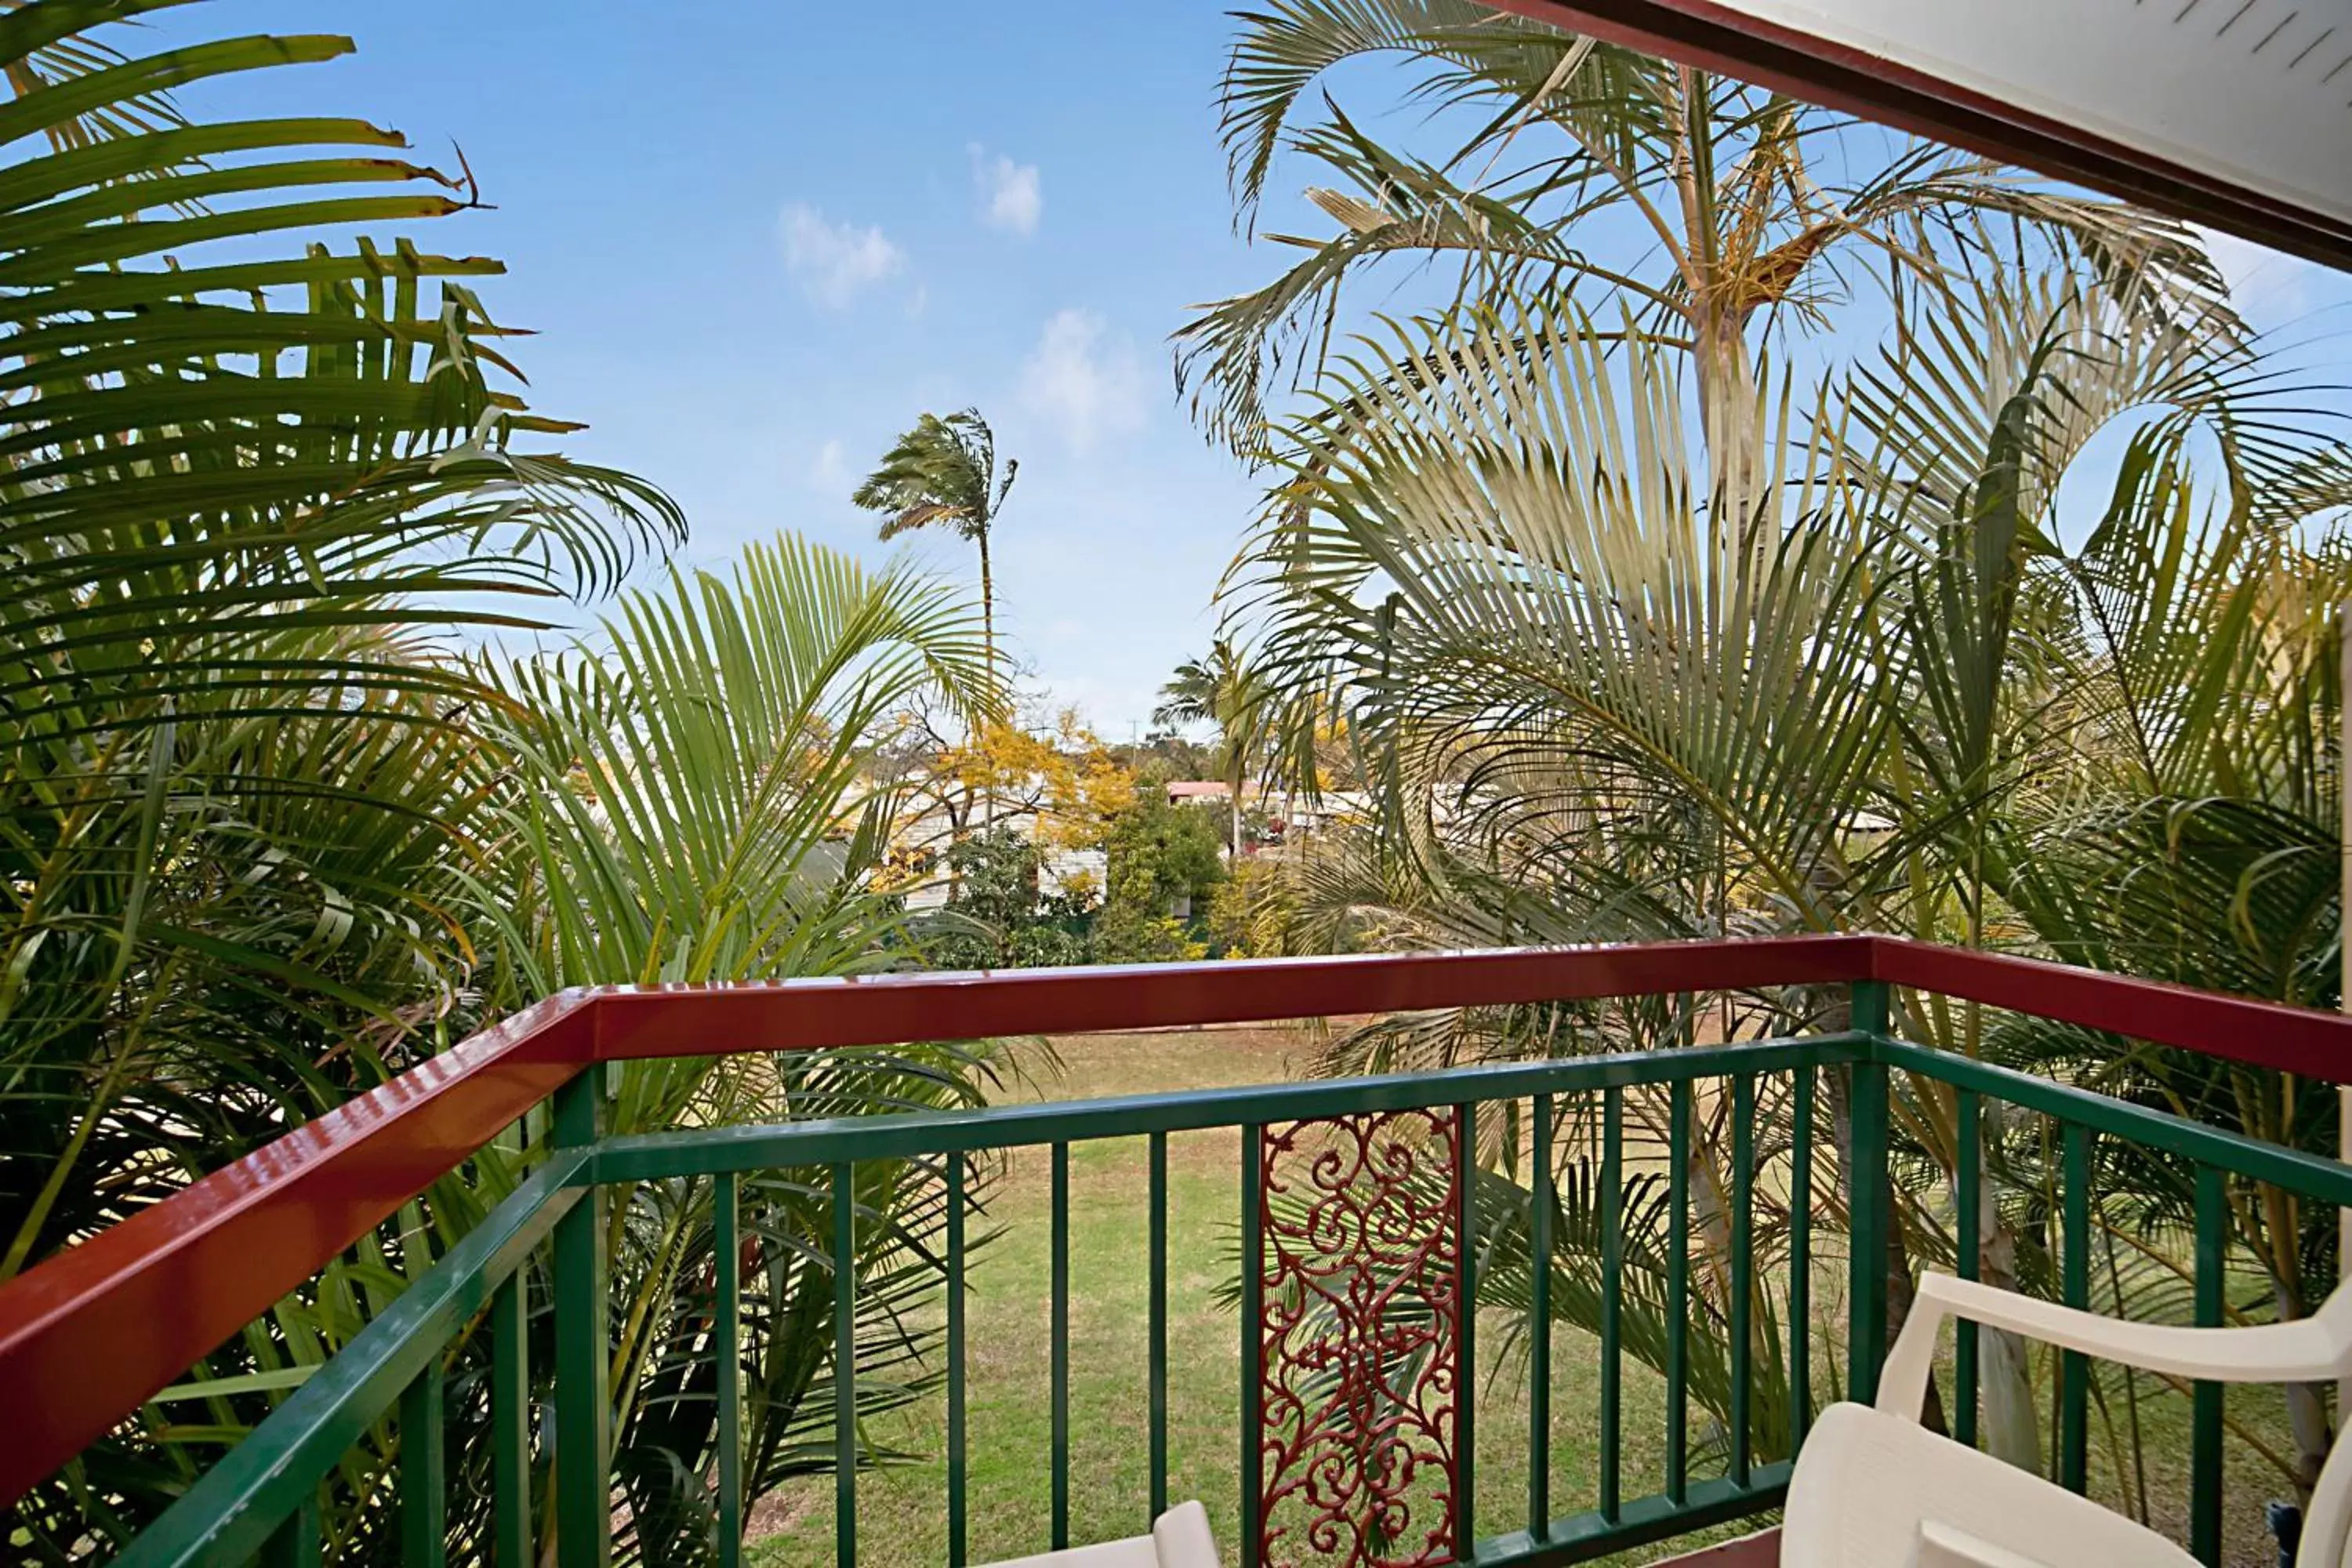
[1153,638,1267,856]
[1115,730,1215,786]
[879,707,1136,883]
[1096,794,1227,963]
[1204,851,1307,959]
[913,826,1094,971]
[948,713,1136,851]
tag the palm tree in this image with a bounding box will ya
[855,410,1018,831]
[1180,0,2227,477]
[0,0,682,1552]
[454,533,1001,1565]
[1155,639,1268,857]
[1228,256,2352,1488]
[0,4,1007,1559]
[854,410,1016,702]
[0,0,684,1294]
[79,535,1008,1566]
[467,532,996,998]
[1842,266,2352,1487]
[1192,0,2339,1488]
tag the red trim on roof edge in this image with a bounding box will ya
[1488,0,2352,269]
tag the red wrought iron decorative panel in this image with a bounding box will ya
[1257,1107,1465,1568]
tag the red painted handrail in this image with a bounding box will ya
[1867,938,2352,1078]
[2,932,2349,1505]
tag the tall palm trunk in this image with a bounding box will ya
[1809,974,1953,1437]
[1666,68,1757,517]
[1961,1104,2041,1467]
[977,525,995,829]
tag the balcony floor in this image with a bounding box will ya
[1654,1528,1779,1565]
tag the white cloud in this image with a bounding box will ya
[969,144,1042,237]
[778,203,906,308]
[1018,308,1147,452]
[808,437,849,494]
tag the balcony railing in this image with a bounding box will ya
[5,935,2352,1568]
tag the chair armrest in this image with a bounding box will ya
[1875,1272,2349,1422]
[1151,1502,1220,1568]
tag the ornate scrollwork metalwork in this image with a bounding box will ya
[1257,1107,1463,1568]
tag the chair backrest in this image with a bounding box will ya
[2305,1427,2352,1568]
[2295,1283,2352,1568]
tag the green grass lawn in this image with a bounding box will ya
[748,1028,2299,1568]
[750,1029,1762,1567]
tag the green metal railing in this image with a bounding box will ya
[103,978,2352,1568]
[1875,1036,2352,1561]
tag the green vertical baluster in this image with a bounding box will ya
[2190,1165,2225,1566]
[1240,1126,1265,1568]
[1599,1087,1621,1522]
[401,1357,446,1568]
[1528,1094,1553,1538]
[1454,1102,1476,1557]
[1954,1090,1980,1450]
[833,1163,858,1568]
[714,1174,742,1568]
[1847,981,1890,1407]
[1052,1142,1071,1551]
[949,1154,968,1568]
[264,1493,321,1568]
[2060,1121,2089,1494]
[552,1072,609,1568]
[492,1272,530,1568]
[1788,1065,1813,1450]
[1730,1073,1754,1486]
[1666,1079,1691,1504]
[1149,1132,1169,1525]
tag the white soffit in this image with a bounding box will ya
[1737,0,2350,232]
[1509,0,2352,263]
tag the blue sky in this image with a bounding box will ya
[158,3,2352,733]
[162,0,1304,735]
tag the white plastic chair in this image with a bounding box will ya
[1784,1271,2352,1566]
[982,1501,1221,1568]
